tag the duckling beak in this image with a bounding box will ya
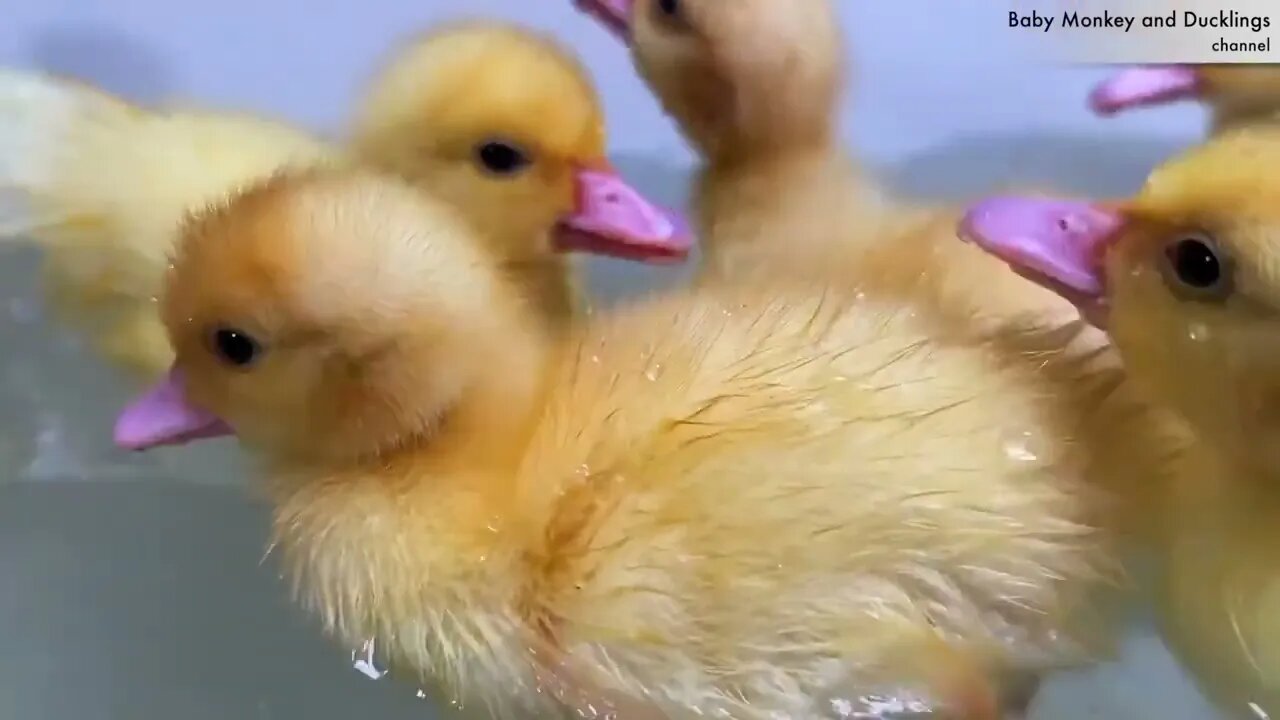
[574,0,634,42]
[958,196,1123,328]
[1089,65,1201,115]
[554,165,694,264]
[113,367,233,451]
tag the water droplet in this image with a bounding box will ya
[590,354,600,364]
[416,690,427,700]
[859,692,935,718]
[149,295,159,304]
[645,363,664,381]
[1002,430,1040,463]
[854,291,866,302]
[1187,322,1210,342]
[576,463,591,477]
[351,638,386,680]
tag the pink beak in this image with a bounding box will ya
[1089,65,1202,116]
[554,165,693,264]
[958,196,1125,328]
[114,366,233,451]
[574,0,635,42]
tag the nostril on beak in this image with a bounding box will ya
[1057,217,1071,232]
[604,193,620,204]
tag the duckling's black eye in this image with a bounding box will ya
[1161,233,1233,301]
[475,141,530,176]
[210,327,261,368]
[652,0,686,27]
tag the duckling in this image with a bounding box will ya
[1089,64,1280,135]
[0,22,689,381]
[958,126,1280,717]
[114,165,1108,720]
[0,69,335,381]
[575,0,1080,338]
[576,0,874,276]
[350,21,692,326]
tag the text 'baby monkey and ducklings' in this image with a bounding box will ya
[1010,10,1272,52]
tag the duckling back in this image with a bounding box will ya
[514,284,1108,718]
[0,68,334,380]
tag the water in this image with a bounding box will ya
[351,639,387,681]
[0,146,1228,718]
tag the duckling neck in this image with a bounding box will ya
[1187,433,1280,509]
[1209,103,1280,135]
[266,453,540,700]
[498,253,579,333]
[692,141,877,274]
[265,354,556,694]
[695,132,878,219]
[1231,448,1280,491]
[702,130,835,173]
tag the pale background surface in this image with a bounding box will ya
[0,1,1221,718]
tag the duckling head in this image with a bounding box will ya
[575,0,843,163]
[113,166,548,467]
[352,21,692,265]
[960,126,1280,469]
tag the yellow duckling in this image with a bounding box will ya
[575,0,1081,340]
[115,165,1107,720]
[960,126,1280,718]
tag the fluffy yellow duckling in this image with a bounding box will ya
[959,126,1280,718]
[1089,64,1280,135]
[0,22,689,382]
[350,22,691,326]
[114,166,1108,720]
[575,0,1080,338]
[576,0,875,275]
